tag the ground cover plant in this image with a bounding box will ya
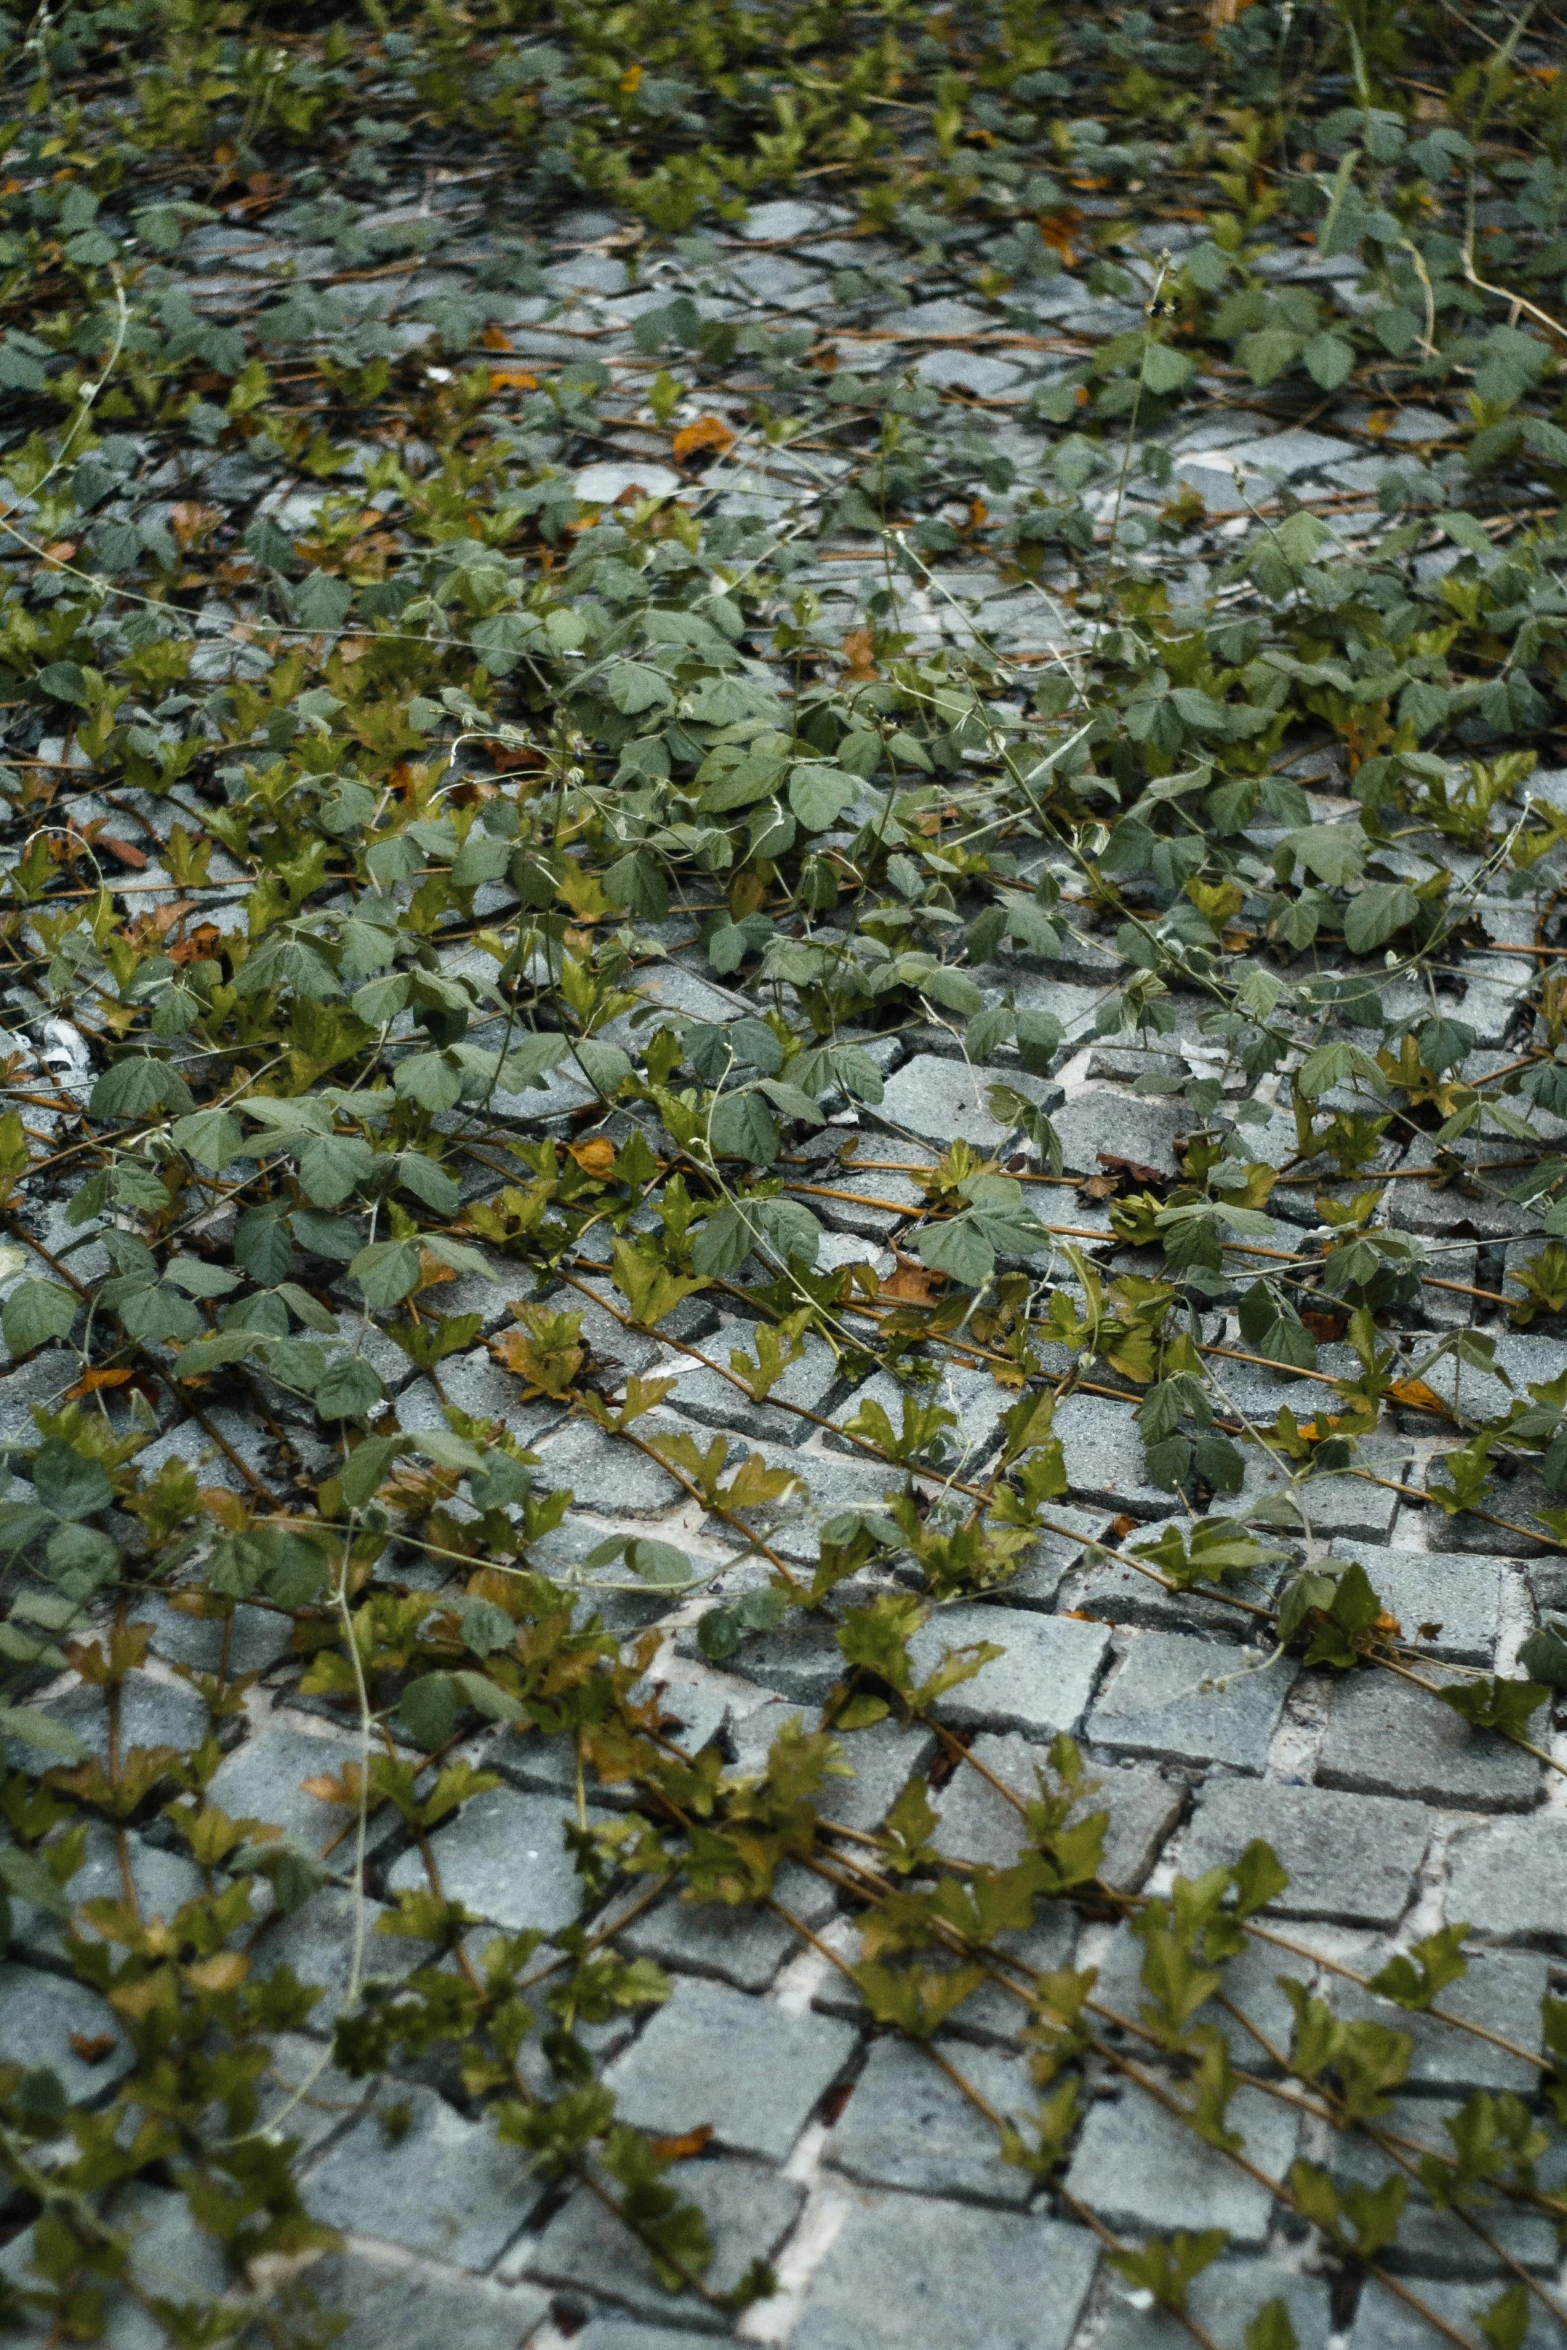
[7,0,1567,2342]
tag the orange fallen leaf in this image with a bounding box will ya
[881,1252,943,1304]
[568,1136,617,1179]
[42,540,77,568]
[98,836,148,870]
[1387,1377,1448,1416]
[672,413,736,464]
[63,1366,133,1400]
[69,2032,119,2064]
[487,367,539,391]
[649,2124,713,2161]
[480,324,513,350]
[841,626,878,682]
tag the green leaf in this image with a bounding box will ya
[89,1057,194,1119]
[0,1702,88,1761]
[1344,882,1418,955]
[1140,340,1197,395]
[916,1213,996,1289]
[2,1281,78,1353]
[1284,823,1366,886]
[350,1238,422,1310]
[605,660,673,715]
[1438,1677,1548,1739]
[171,1108,246,1171]
[1302,333,1354,391]
[31,1440,112,1521]
[398,1672,458,1750]
[394,1051,465,1113]
[788,763,857,831]
[297,1133,377,1208]
[709,1090,780,1165]
[315,1355,387,1420]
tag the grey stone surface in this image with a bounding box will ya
[1332,2096,1560,2274]
[1331,1542,1507,1664]
[1088,1631,1295,1771]
[1052,1392,1178,1517]
[1238,1451,1403,1542]
[1447,1812,1567,1948]
[277,2252,549,2350]
[1065,2081,1297,2247]
[250,1884,421,2028]
[606,1977,856,2161]
[825,2036,1034,2203]
[1049,1090,1189,1178]
[930,1734,1181,1891]
[0,1962,131,2100]
[519,2154,804,2330]
[1180,1778,1429,1927]
[1334,1939,1547,2094]
[908,1606,1111,1738]
[532,1415,685,1514]
[575,2328,727,2350]
[1094,1919,1297,2072]
[4,1820,201,1962]
[1349,2277,1567,2349]
[619,1860,834,1993]
[1317,1666,1543,1812]
[207,1721,399,1854]
[876,1054,1060,1151]
[303,2079,548,2268]
[27,1667,209,1770]
[1097,2259,1333,2350]
[136,1590,293,1675]
[792,2196,1099,2350]
[385,1783,604,1934]
[666,1325,841,1446]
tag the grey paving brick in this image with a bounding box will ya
[665,1324,841,1447]
[22,1667,209,1771]
[207,1722,400,1854]
[135,1589,293,1676]
[1049,1091,1190,1178]
[1,2185,226,2350]
[531,1416,686,1515]
[1052,1392,1177,1518]
[576,2328,724,2350]
[1332,2096,1561,2274]
[606,1977,856,2161]
[275,2251,549,2350]
[1350,2277,1567,2349]
[825,2037,1033,2203]
[1333,1938,1547,2094]
[1316,1667,1542,1812]
[1426,1478,1553,1557]
[792,2196,1099,2350]
[1060,1520,1284,1641]
[1093,1920,1297,2072]
[385,1783,603,1935]
[814,1717,937,1834]
[930,1734,1180,1891]
[1447,1812,1567,1949]
[876,1053,1060,1152]
[908,1607,1111,1738]
[1065,2080,1297,2247]
[303,2079,547,2268]
[0,1962,132,2100]
[694,1604,845,1703]
[4,1820,200,1963]
[1180,1779,1429,1927]
[250,1884,421,2029]
[974,1506,1107,1610]
[1323,1544,1507,1665]
[1097,2258,1333,2350]
[1087,1631,1296,1772]
[828,1360,1008,1473]
[1238,1450,1403,1542]
[518,2155,804,2331]
[619,1860,834,1993]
